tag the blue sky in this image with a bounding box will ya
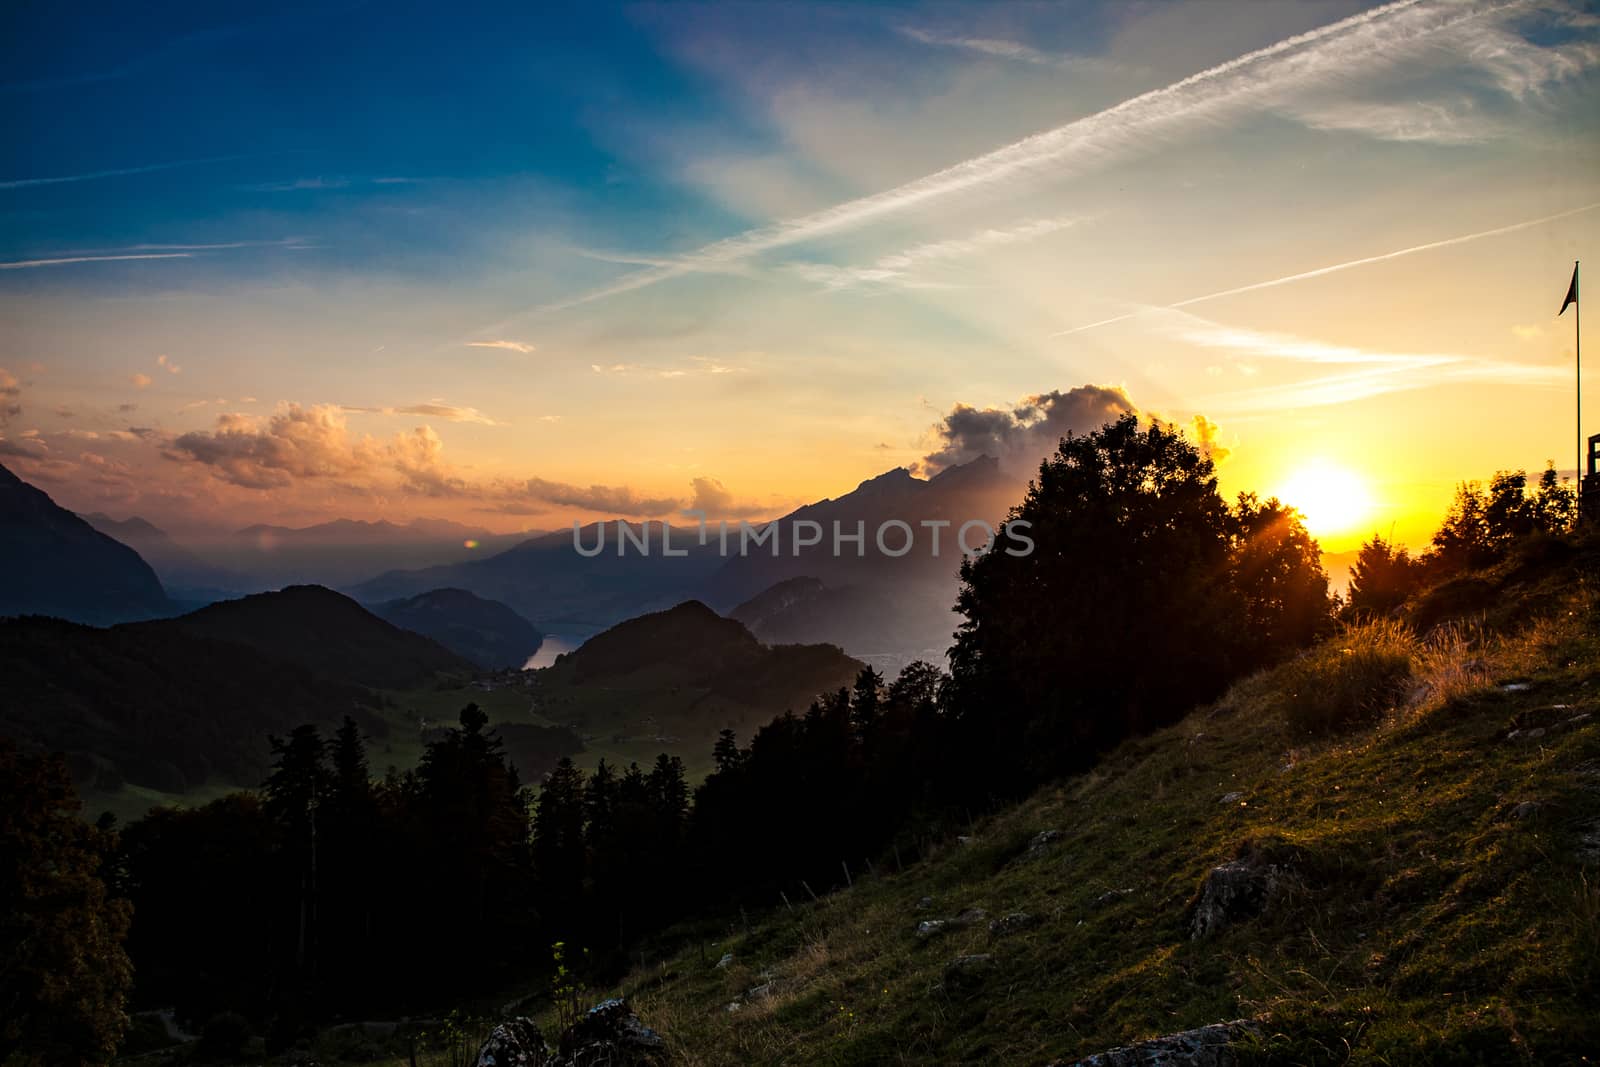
[2,0,1598,547]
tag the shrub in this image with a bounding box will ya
[1280,621,1415,734]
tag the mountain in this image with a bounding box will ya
[0,461,169,624]
[348,456,1023,666]
[166,585,475,689]
[0,614,377,798]
[191,517,534,590]
[727,576,947,670]
[531,600,863,761]
[371,588,544,670]
[348,522,727,638]
[83,512,248,600]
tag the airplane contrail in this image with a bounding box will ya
[480,0,1500,328]
[0,252,193,270]
[1053,200,1600,336]
[0,154,256,190]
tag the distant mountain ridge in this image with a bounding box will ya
[84,512,248,599]
[371,587,543,670]
[0,462,170,624]
[348,456,1023,665]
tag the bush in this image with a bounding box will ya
[1280,621,1415,734]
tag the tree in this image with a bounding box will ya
[0,740,133,1066]
[948,414,1241,777]
[533,757,587,927]
[711,730,743,774]
[1227,493,1333,665]
[1530,463,1577,535]
[1347,534,1421,616]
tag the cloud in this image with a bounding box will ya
[157,354,181,374]
[0,436,45,458]
[117,402,138,413]
[686,476,777,519]
[920,384,1138,476]
[343,402,501,426]
[241,177,352,192]
[893,24,1119,72]
[0,367,20,427]
[794,214,1085,291]
[513,478,684,517]
[506,0,1510,318]
[1189,414,1231,463]
[465,340,537,354]
[1056,201,1600,335]
[167,404,383,490]
[1163,311,1569,411]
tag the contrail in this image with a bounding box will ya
[1054,201,1600,336]
[0,154,252,190]
[491,0,1501,324]
[0,253,192,270]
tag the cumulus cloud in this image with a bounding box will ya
[1189,414,1231,464]
[131,373,153,389]
[168,404,382,489]
[0,367,20,427]
[920,384,1137,476]
[157,354,181,374]
[512,478,683,517]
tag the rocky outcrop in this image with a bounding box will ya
[472,1000,665,1067]
[1058,1019,1262,1066]
[1187,844,1297,940]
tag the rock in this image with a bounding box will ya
[988,911,1039,937]
[1059,1018,1263,1066]
[1511,801,1542,820]
[954,907,987,926]
[555,999,665,1066]
[943,954,994,988]
[715,953,733,969]
[746,982,775,1001]
[957,834,977,846]
[724,1001,741,1013]
[473,1018,551,1066]
[915,896,935,910]
[1028,830,1064,855]
[1219,792,1244,805]
[1188,850,1294,940]
[1501,682,1532,692]
[916,919,948,938]
[1092,888,1134,909]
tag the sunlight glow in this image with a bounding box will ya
[1276,460,1375,539]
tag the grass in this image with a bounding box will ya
[581,591,1600,1064]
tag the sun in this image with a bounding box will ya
[1275,460,1374,538]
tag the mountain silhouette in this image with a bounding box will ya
[371,587,544,670]
[168,585,474,689]
[83,512,247,600]
[0,462,169,624]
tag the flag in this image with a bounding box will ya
[1560,262,1578,316]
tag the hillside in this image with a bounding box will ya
[372,587,544,670]
[0,615,377,803]
[165,585,474,689]
[0,462,170,624]
[531,601,864,772]
[594,578,1600,1062]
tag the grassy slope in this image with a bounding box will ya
[607,592,1600,1064]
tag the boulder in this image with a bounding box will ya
[988,912,1039,937]
[473,1018,550,1067]
[556,999,665,1066]
[1028,830,1064,855]
[1187,847,1295,940]
[474,1000,665,1067]
[1059,1018,1262,1066]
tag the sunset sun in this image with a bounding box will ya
[1276,460,1375,538]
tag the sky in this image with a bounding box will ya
[2,0,1597,551]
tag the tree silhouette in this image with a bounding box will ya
[0,740,132,1066]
